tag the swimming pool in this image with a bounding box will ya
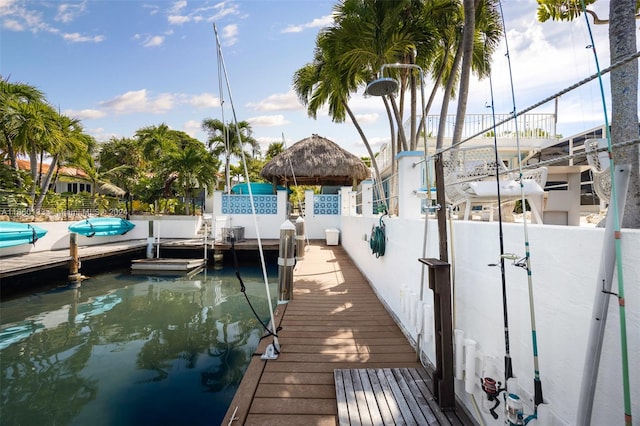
[0,265,277,425]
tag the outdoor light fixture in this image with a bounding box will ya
[366,77,399,97]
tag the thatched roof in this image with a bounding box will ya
[260,134,370,186]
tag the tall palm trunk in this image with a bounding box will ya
[35,154,59,211]
[610,0,639,228]
[451,0,477,146]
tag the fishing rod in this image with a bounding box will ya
[577,2,632,424]
[486,71,514,384]
[498,0,544,412]
[213,23,280,357]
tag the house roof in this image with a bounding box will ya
[12,159,90,180]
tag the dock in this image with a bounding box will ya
[222,243,474,425]
[0,238,280,279]
[0,239,149,278]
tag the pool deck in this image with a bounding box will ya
[222,242,474,426]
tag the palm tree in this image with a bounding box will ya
[0,79,47,171]
[293,0,418,212]
[201,118,259,192]
[450,0,501,146]
[537,0,639,227]
[135,123,174,161]
[34,113,95,211]
[265,142,284,160]
[161,137,218,215]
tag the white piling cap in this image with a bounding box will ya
[296,216,305,223]
[280,220,295,230]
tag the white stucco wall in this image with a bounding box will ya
[340,215,639,425]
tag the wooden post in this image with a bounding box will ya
[68,232,82,287]
[418,257,455,411]
[434,154,449,262]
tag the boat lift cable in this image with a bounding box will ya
[213,23,280,352]
[487,69,514,384]
[499,0,544,411]
[579,3,632,424]
[229,239,280,339]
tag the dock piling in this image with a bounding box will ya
[68,232,82,287]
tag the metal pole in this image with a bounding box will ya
[278,220,296,303]
[577,165,630,425]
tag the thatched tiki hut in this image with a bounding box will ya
[260,134,370,188]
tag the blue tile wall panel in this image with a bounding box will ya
[314,194,340,215]
[222,194,277,215]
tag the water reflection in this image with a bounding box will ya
[0,267,276,425]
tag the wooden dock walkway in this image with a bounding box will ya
[0,238,281,279]
[222,243,474,426]
[0,239,149,278]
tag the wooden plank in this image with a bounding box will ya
[376,368,406,426]
[343,369,361,425]
[334,370,350,426]
[366,368,395,425]
[409,368,461,426]
[397,368,438,425]
[358,369,384,426]
[391,368,429,425]
[351,369,382,425]
[383,368,417,425]
[350,369,372,425]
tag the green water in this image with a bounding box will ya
[0,266,278,425]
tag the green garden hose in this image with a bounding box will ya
[370,215,386,258]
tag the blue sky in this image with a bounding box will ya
[1,0,626,158]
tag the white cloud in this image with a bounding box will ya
[89,127,118,142]
[63,32,105,43]
[1,0,104,42]
[246,91,303,112]
[142,35,164,47]
[247,115,289,127]
[183,120,202,137]
[282,14,333,34]
[1,18,22,31]
[99,89,174,115]
[168,15,190,25]
[221,23,238,46]
[56,2,86,24]
[64,109,106,120]
[353,113,379,125]
[205,2,241,22]
[189,93,220,108]
[169,0,187,14]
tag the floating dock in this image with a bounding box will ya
[130,258,207,275]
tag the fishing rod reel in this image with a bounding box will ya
[505,392,538,425]
[480,377,505,419]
